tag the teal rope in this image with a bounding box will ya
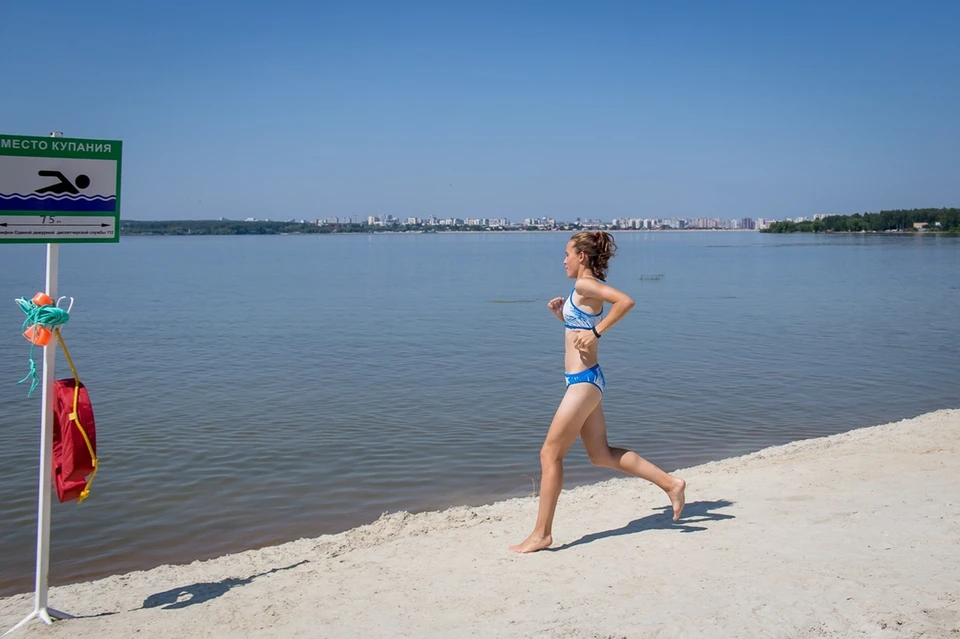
[15,298,70,397]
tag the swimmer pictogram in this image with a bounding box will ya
[0,156,116,213]
[35,170,92,195]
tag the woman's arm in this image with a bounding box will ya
[572,278,634,348]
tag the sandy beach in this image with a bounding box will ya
[2,408,957,638]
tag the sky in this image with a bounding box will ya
[1,0,958,222]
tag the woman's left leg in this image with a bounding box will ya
[580,403,686,520]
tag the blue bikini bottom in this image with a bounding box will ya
[564,363,605,394]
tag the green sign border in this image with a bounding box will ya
[0,134,123,244]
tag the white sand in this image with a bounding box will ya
[2,409,958,638]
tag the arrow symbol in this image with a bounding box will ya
[0,222,110,228]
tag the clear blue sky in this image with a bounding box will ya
[2,1,957,222]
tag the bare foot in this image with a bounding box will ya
[666,478,686,521]
[509,533,553,553]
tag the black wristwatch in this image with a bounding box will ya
[591,327,601,338]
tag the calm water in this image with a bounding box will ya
[1,231,958,596]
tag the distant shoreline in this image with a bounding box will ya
[115,208,959,236]
[115,227,953,237]
[118,227,763,236]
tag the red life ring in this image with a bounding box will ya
[52,378,98,503]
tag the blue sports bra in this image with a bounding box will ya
[562,287,603,330]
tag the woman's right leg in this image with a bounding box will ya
[580,404,686,520]
[509,383,602,553]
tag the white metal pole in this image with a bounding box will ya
[34,242,59,619]
[4,132,73,637]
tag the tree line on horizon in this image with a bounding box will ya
[121,220,380,235]
[119,221,578,235]
[762,208,960,233]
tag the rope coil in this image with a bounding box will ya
[16,297,70,396]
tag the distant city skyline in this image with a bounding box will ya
[2,1,957,222]
[237,212,835,231]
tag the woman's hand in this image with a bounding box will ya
[571,329,598,351]
[547,297,564,320]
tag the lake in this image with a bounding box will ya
[1,230,957,596]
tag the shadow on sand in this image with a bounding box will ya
[141,560,309,611]
[549,499,736,551]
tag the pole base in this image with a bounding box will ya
[3,607,73,636]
